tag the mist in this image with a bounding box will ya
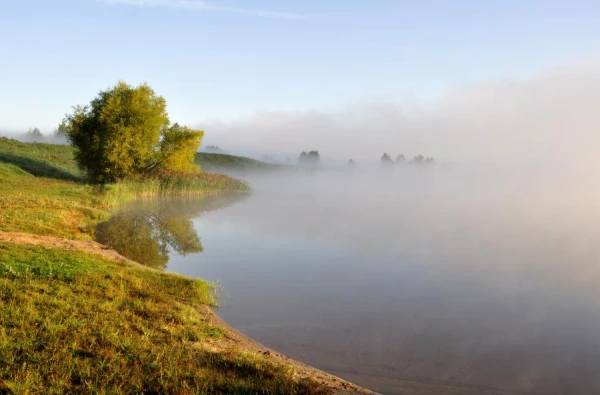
[164,161,600,393]
[199,56,600,172]
[0,130,68,145]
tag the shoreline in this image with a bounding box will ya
[0,230,376,395]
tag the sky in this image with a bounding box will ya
[2,0,600,163]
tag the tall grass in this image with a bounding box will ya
[108,171,250,198]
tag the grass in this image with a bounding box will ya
[0,243,327,394]
[195,152,278,172]
[0,139,332,393]
[109,171,249,198]
[0,138,248,239]
[0,162,110,239]
[0,137,82,180]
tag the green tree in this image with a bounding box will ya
[157,123,203,173]
[64,81,203,182]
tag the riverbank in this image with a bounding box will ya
[0,138,374,394]
[0,138,248,238]
[0,230,374,394]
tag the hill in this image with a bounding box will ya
[195,152,279,172]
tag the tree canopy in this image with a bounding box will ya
[299,150,320,164]
[64,81,203,182]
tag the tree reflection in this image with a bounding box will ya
[95,195,245,270]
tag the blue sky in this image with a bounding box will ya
[2,0,600,133]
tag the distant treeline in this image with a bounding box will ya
[380,153,435,165]
[9,124,68,143]
[298,150,320,164]
[296,150,436,167]
[204,145,224,153]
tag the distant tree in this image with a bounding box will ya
[205,145,223,153]
[64,81,203,182]
[396,154,406,163]
[54,121,68,137]
[348,159,356,166]
[411,154,425,164]
[299,150,320,164]
[425,156,436,164]
[26,127,43,138]
[381,153,392,164]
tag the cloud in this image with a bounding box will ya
[101,0,316,20]
[198,55,600,168]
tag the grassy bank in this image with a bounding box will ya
[0,162,110,239]
[0,243,325,394]
[0,138,247,239]
[195,152,278,172]
[110,171,249,198]
[0,139,335,393]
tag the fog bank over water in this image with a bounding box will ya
[200,56,600,169]
[164,164,600,394]
[212,165,600,299]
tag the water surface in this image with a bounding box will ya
[97,167,600,395]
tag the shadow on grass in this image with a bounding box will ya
[0,152,82,182]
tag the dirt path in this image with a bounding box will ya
[0,230,377,395]
[0,230,150,269]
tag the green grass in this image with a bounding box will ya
[0,139,248,239]
[0,243,327,394]
[195,152,278,172]
[0,139,333,393]
[0,137,82,180]
[0,162,110,239]
[109,171,250,198]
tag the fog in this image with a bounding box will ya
[160,163,600,393]
[0,130,67,145]
[200,56,600,171]
[215,163,600,292]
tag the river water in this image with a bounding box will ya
[96,166,600,395]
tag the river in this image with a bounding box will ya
[96,165,600,395]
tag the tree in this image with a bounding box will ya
[64,81,203,182]
[396,154,406,163]
[54,121,68,137]
[204,145,223,153]
[298,150,320,164]
[26,127,43,139]
[411,154,425,164]
[157,123,203,173]
[381,153,392,163]
[348,159,356,166]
